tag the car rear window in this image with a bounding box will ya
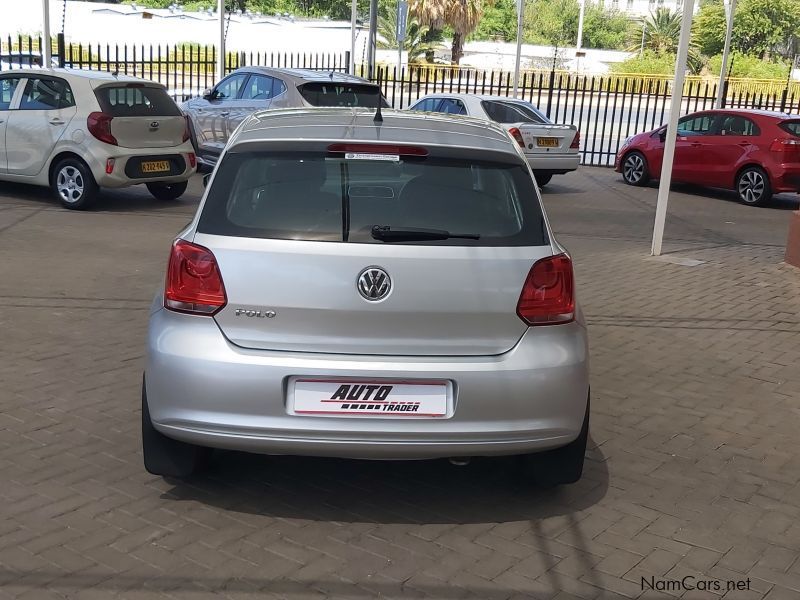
[780,120,800,137]
[198,150,547,247]
[95,85,181,117]
[482,100,548,124]
[298,82,389,108]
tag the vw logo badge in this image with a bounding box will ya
[357,267,391,301]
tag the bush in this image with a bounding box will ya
[610,51,678,75]
[706,54,791,79]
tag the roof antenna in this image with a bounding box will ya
[373,68,383,124]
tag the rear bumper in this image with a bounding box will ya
[145,308,590,459]
[82,141,196,188]
[525,152,580,174]
[770,165,800,193]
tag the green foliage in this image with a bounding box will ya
[706,53,791,79]
[627,9,703,74]
[473,0,516,42]
[378,1,439,62]
[693,0,800,60]
[523,0,631,50]
[611,50,679,75]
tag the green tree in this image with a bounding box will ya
[473,0,517,42]
[523,0,631,50]
[629,8,703,74]
[378,2,439,62]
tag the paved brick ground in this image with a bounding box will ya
[0,170,799,600]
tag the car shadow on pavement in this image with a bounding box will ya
[159,438,609,525]
[659,182,800,210]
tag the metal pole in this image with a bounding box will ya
[217,0,225,81]
[651,0,696,256]
[367,0,378,78]
[350,0,357,74]
[512,0,523,97]
[576,0,585,52]
[42,0,52,67]
[640,22,646,56]
[715,0,736,108]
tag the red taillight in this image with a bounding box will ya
[105,158,115,174]
[508,127,525,148]
[769,137,800,160]
[570,131,581,149]
[516,254,575,326]
[188,152,197,168]
[87,111,118,146]
[164,240,227,315]
[182,115,191,143]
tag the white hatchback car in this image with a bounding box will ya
[0,69,196,209]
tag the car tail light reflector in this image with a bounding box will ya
[508,127,525,148]
[182,115,191,143]
[105,158,115,174]
[164,240,227,315]
[516,254,575,326]
[570,131,581,149]
[327,143,428,156]
[188,152,197,168]
[87,112,118,146]
[769,138,800,160]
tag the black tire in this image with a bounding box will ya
[621,151,650,187]
[51,157,99,210]
[142,378,211,478]
[520,398,589,486]
[534,172,553,187]
[736,166,772,206]
[147,181,188,201]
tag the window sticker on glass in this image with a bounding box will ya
[345,153,400,162]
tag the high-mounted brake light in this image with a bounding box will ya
[516,254,575,326]
[508,127,525,148]
[327,143,428,156]
[87,112,118,146]
[164,240,227,315]
[570,131,581,149]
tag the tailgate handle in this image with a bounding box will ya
[219,111,230,117]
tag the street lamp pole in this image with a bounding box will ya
[512,0,524,97]
[576,0,585,52]
[217,0,225,81]
[350,0,357,74]
[715,0,736,108]
[41,0,52,67]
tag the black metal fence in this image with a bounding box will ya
[3,34,799,166]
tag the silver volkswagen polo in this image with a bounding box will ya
[143,107,590,485]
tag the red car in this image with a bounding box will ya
[615,109,800,206]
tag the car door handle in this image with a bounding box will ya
[219,111,230,117]
[49,118,65,126]
[690,142,702,147]
[738,141,750,146]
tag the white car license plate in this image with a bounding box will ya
[292,379,448,417]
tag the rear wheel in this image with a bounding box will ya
[736,166,771,206]
[147,181,188,201]
[534,172,553,187]
[51,158,98,210]
[520,398,589,486]
[142,378,211,478]
[621,151,650,186]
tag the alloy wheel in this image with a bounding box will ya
[623,154,644,184]
[56,166,85,204]
[738,170,765,204]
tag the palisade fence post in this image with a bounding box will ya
[545,67,555,119]
[56,33,65,68]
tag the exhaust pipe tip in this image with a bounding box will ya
[449,457,471,466]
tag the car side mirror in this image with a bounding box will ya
[202,173,211,188]
[202,89,214,100]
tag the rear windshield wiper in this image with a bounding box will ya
[371,225,481,242]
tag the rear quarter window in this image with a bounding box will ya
[780,121,800,137]
[95,85,181,117]
[198,150,547,247]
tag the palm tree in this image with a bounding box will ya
[630,8,704,74]
[378,7,440,63]
[410,0,489,65]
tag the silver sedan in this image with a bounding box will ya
[143,107,590,486]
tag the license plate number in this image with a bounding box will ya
[141,160,170,173]
[537,137,558,147]
[292,379,448,418]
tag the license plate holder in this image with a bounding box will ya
[290,378,450,418]
[141,160,171,174]
[537,137,558,148]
